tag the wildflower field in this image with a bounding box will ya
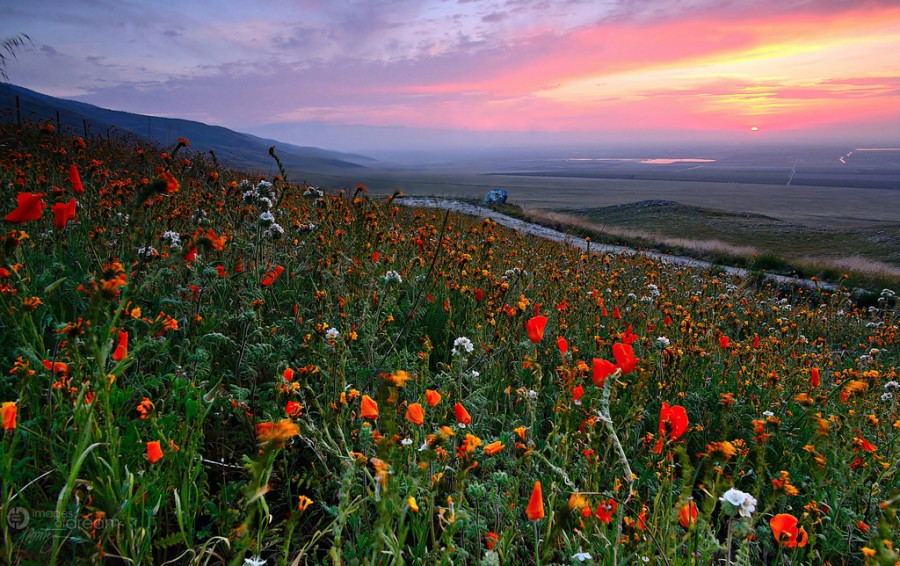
[1,119,898,566]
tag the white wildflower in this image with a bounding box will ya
[452,337,474,356]
[573,551,593,562]
[383,270,403,284]
[656,336,670,349]
[719,488,757,518]
[325,327,340,341]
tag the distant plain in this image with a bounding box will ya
[296,145,900,279]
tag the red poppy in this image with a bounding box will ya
[5,192,45,224]
[283,368,295,382]
[557,336,568,356]
[147,440,164,464]
[285,400,303,417]
[719,335,730,349]
[811,368,820,387]
[51,198,78,230]
[525,315,548,343]
[612,342,638,375]
[526,481,544,521]
[42,360,69,375]
[654,402,689,453]
[69,164,85,194]
[405,403,425,426]
[612,306,621,319]
[485,531,499,550]
[372,252,380,263]
[454,402,472,426]
[474,289,484,302]
[360,395,379,420]
[595,498,617,523]
[572,384,584,404]
[770,514,808,548]
[678,500,698,528]
[593,358,616,387]
[112,330,128,361]
[664,314,672,326]
[753,334,760,349]
[261,265,284,286]
[619,325,638,345]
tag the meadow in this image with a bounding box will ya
[1,120,899,565]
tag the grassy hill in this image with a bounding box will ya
[0,119,898,564]
[0,83,373,174]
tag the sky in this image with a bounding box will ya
[2,0,900,153]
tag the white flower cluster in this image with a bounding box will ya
[656,336,671,349]
[719,488,757,518]
[162,230,182,250]
[137,246,158,258]
[303,186,323,198]
[502,268,528,280]
[451,336,474,356]
[241,180,283,239]
[383,271,403,284]
[325,327,340,341]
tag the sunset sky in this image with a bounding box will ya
[3,0,899,152]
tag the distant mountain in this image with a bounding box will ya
[0,83,373,173]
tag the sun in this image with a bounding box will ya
[750,126,759,132]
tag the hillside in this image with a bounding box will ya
[0,83,373,174]
[1,119,898,565]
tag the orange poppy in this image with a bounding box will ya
[525,315,548,344]
[425,389,442,408]
[593,358,616,386]
[454,402,472,426]
[112,330,128,362]
[526,481,544,521]
[360,395,379,420]
[52,198,77,230]
[678,500,698,528]
[484,440,505,456]
[147,440,163,464]
[69,164,84,194]
[770,513,808,548]
[406,403,425,426]
[5,192,45,224]
[1,401,16,431]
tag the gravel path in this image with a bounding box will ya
[398,197,833,291]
